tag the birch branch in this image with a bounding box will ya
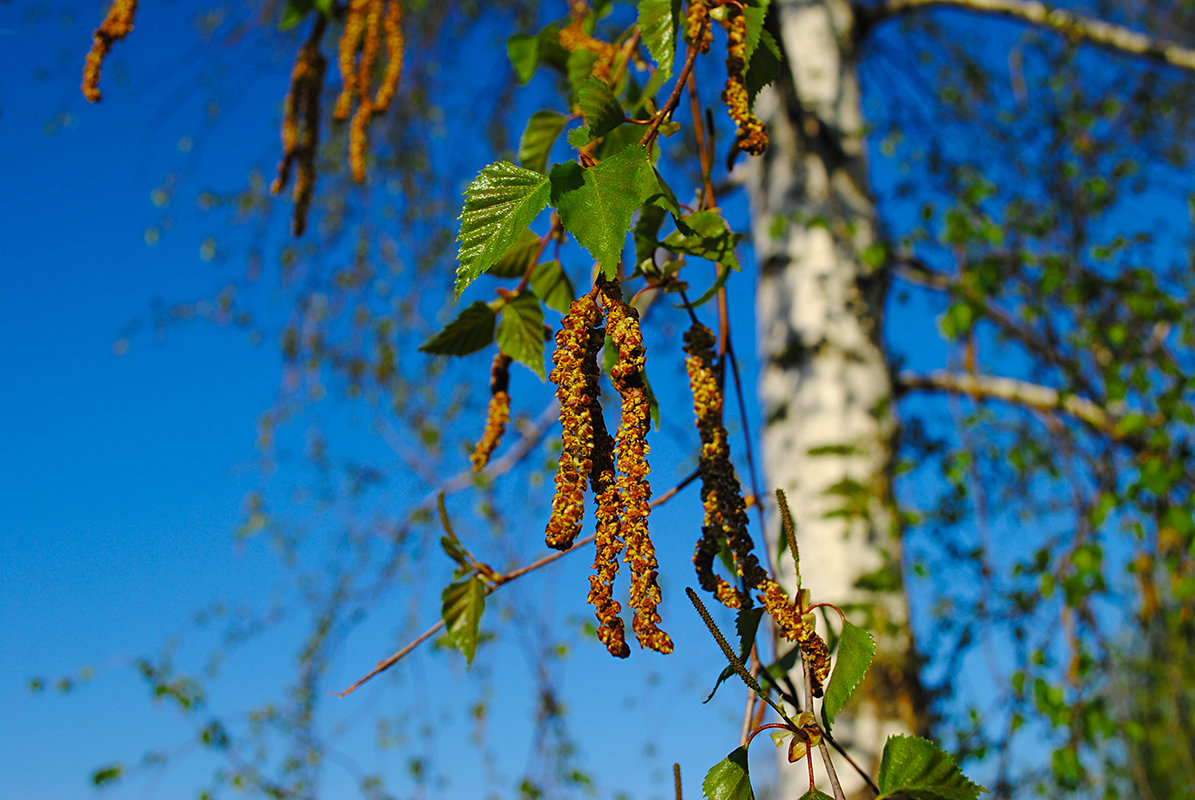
[861,0,1195,73]
[896,369,1151,443]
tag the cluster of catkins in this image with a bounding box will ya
[684,322,828,692]
[685,0,768,156]
[334,0,404,183]
[81,0,138,103]
[546,280,672,658]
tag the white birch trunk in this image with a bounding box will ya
[744,1,923,796]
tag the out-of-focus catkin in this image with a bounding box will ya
[272,30,327,237]
[600,279,671,654]
[334,0,404,183]
[81,0,138,103]
[470,353,512,472]
[546,295,604,551]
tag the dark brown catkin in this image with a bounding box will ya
[470,353,512,472]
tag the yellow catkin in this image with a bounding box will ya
[546,295,604,550]
[81,0,138,103]
[722,7,767,156]
[470,353,512,472]
[684,322,768,610]
[600,279,672,654]
[334,0,368,121]
[558,17,618,83]
[373,0,403,113]
[272,32,326,238]
[588,402,630,658]
[684,0,712,54]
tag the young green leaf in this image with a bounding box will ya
[822,618,876,729]
[664,210,741,270]
[550,144,657,277]
[419,301,496,356]
[456,162,551,297]
[638,0,681,81]
[507,34,539,83]
[745,28,782,103]
[441,577,487,667]
[877,735,988,800]
[798,791,834,800]
[567,49,600,96]
[486,228,542,279]
[702,746,755,800]
[529,259,575,314]
[742,0,770,64]
[572,78,625,145]
[520,111,568,174]
[496,291,546,379]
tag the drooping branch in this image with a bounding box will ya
[896,369,1154,444]
[859,0,1195,73]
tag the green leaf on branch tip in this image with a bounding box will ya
[520,111,567,175]
[705,607,764,703]
[530,260,574,314]
[496,291,546,380]
[664,210,741,270]
[456,162,551,297]
[419,301,496,356]
[822,618,875,729]
[486,228,542,279]
[702,747,754,800]
[507,34,538,83]
[441,577,486,667]
[745,29,781,103]
[877,735,988,800]
[638,0,681,81]
[550,144,657,278]
[572,78,625,145]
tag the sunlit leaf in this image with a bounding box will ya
[456,162,551,297]
[639,0,681,81]
[877,735,988,800]
[550,144,657,277]
[822,618,875,729]
[702,746,754,800]
[496,291,546,380]
[441,577,487,667]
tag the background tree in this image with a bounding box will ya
[21,0,1195,798]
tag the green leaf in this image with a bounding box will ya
[745,29,781,102]
[567,49,600,94]
[530,260,575,314]
[550,145,657,277]
[487,228,542,279]
[664,210,741,270]
[279,0,313,30]
[822,619,876,728]
[419,301,496,356]
[705,607,764,702]
[441,577,487,667]
[798,792,834,800]
[456,162,552,297]
[939,302,976,339]
[877,735,988,800]
[742,0,769,63]
[497,291,546,379]
[639,0,681,81]
[92,764,124,787]
[702,746,755,800]
[572,78,626,145]
[519,111,567,174]
[507,34,539,83]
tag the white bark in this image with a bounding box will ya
[745,1,918,795]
